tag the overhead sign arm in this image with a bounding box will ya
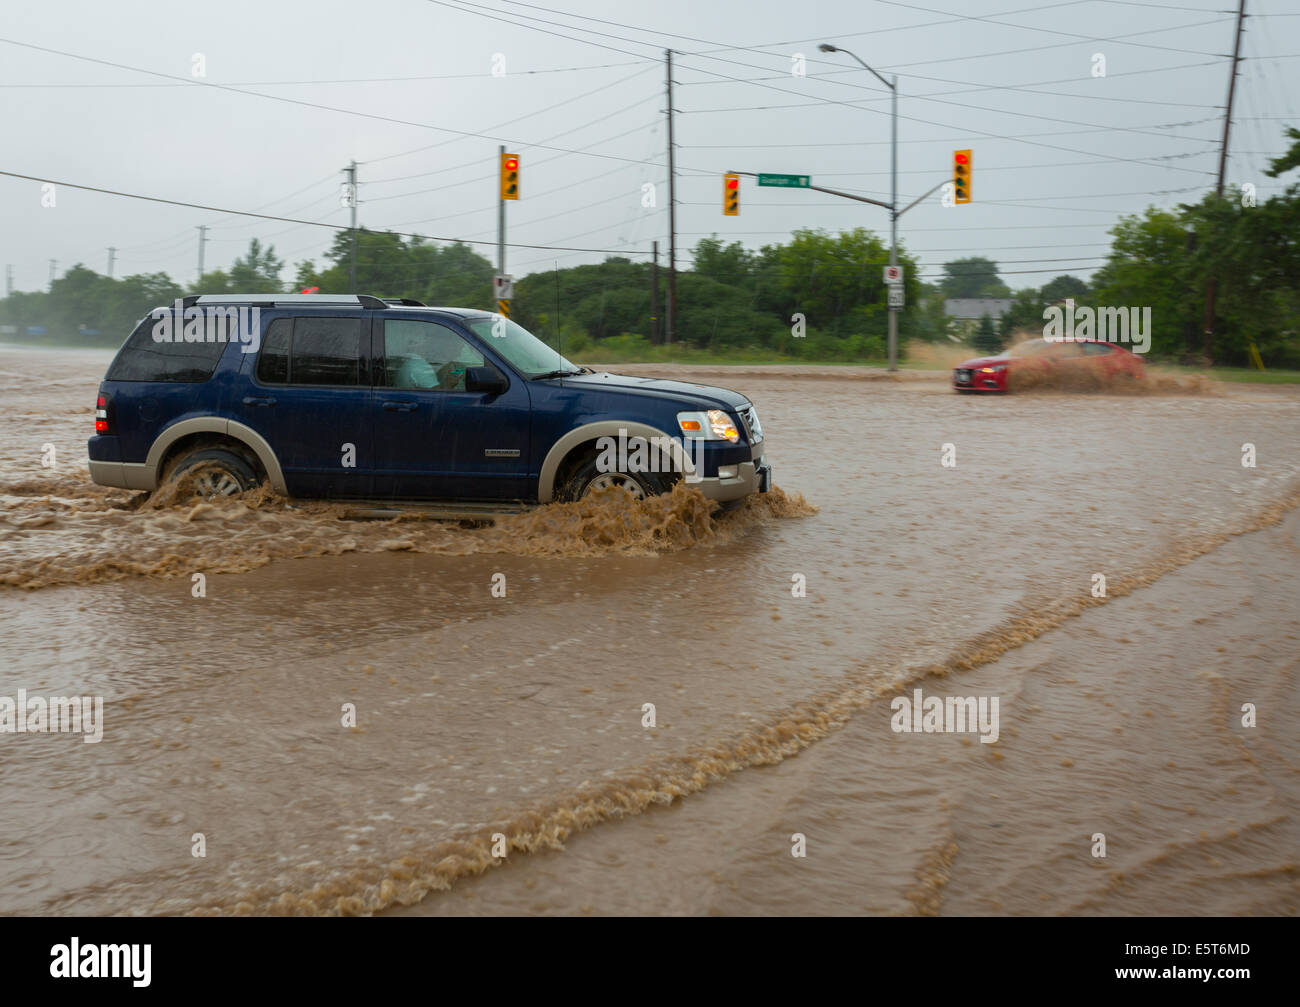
[728,171,893,211]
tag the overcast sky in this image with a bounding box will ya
[2,0,1297,295]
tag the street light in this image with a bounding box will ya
[820,42,900,372]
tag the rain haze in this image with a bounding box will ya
[1,0,1299,952]
[2,0,1296,288]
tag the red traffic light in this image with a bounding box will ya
[954,153,969,164]
[504,157,518,171]
[726,177,739,189]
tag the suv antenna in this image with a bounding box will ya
[555,260,562,379]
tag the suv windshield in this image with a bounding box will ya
[465,315,578,377]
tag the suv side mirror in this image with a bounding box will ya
[465,365,507,395]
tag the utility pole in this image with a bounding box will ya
[5,265,12,297]
[1201,0,1247,362]
[665,49,677,346]
[48,259,57,288]
[196,225,207,286]
[888,74,899,373]
[651,240,660,344]
[106,247,116,279]
[346,161,358,294]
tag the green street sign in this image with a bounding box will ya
[757,173,810,188]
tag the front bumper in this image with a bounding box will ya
[953,368,1006,391]
[691,447,771,501]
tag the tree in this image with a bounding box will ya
[940,257,1011,299]
[1039,274,1089,303]
[1088,208,1200,358]
[227,238,284,292]
[998,288,1046,340]
[973,313,1001,354]
[1265,126,1300,179]
[691,236,755,288]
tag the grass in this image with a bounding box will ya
[1200,366,1300,384]
[574,345,891,368]
[574,346,1300,384]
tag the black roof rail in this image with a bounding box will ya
[357,294,389,309]
[381,297,428,307]
[181,295,200,309]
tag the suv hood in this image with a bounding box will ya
[550,371,750,410]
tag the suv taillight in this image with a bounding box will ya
[95,393,112,434]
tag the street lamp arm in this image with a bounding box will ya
[823,44,893,91]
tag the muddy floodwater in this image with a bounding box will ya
[1,343,1298,916]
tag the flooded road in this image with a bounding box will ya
[1,344,1297,915]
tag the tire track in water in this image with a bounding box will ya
[181,480,1300,916]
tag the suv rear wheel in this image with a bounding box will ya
[169,448,260,499]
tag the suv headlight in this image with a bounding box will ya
[677,409,739,443]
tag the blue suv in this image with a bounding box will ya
[88,294,771,505]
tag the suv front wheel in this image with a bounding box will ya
[168,447,260,499]
[559,454,673,502]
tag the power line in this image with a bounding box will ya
[420,2,1226,180]
[874,0,1230,57]
[0,37,678,172]
[362,64,659,176]
[681,58,1227,110]
[366,113,660,203]
[0,169,653,256]
[0,59,652,88]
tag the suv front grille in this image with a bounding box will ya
[737,405,763,444]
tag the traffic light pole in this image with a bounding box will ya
[498,145,506,281]
[732,165,944,369]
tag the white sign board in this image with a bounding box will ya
[493,274,515,299]
[883,265,903,285]
[887,285,904,308]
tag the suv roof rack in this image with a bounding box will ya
[382,297,428,307]
[189,293,392,309]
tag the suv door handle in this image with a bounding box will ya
[242,395,277,407]
[381,400,418,412]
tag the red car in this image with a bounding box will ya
[953,338,1146,392]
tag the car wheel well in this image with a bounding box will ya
[552,440,603,497]
[159,433,266,483]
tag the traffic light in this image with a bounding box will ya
[953,149,972,204]
[500,153,519,200]
[723,173,739,215]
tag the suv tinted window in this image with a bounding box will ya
[292,317,362,385]
[256,318,290,383]
[383,319,484,391]
[105,315,228,382]
[256,316,362,386]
